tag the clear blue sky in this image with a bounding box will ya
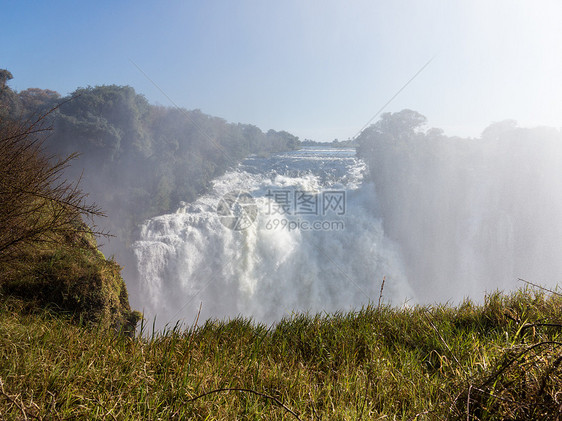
[3,0,562,141]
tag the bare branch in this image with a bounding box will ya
[0,105,107,268]
[186,387,303,420]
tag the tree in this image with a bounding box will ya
[18,88,61,117]
[0,69,21,119]
[0,110,105,265]
[356,109,426,158]
[0,69,13,89]
[481,119,517,141]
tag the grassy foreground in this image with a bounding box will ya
[0,288,561,420]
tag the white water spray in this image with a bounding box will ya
[133,148,412,327]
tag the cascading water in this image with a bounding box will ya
[133,147,413,327]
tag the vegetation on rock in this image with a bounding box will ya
[0,105,140,333]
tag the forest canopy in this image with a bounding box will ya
[0,70,300,251]
[356,109,562,301]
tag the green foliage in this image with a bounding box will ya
[0,101,140,334]
[35,84,301,249]
[0,289,560,419]
[18,88,61,118]
[1,236,140,333]
[0,69,13,87]
[0,114,104,262]
[356,110,562,300]
[0,71,301,324]
[0,71,301,256]
[0,69,21,119]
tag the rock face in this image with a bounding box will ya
[1,225,141,334]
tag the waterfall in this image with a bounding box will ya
[133,148,412,327]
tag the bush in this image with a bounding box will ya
[0,111,140,332]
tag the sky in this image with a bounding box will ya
[3,0,562,141]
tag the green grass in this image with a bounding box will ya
[0,288,561,420]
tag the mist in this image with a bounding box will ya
[35,85,301,309]
[133,148,413,326]
[4,70,561,325]
[62,101,562,326]
[357,110,562,304]
[129,110,562,327]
